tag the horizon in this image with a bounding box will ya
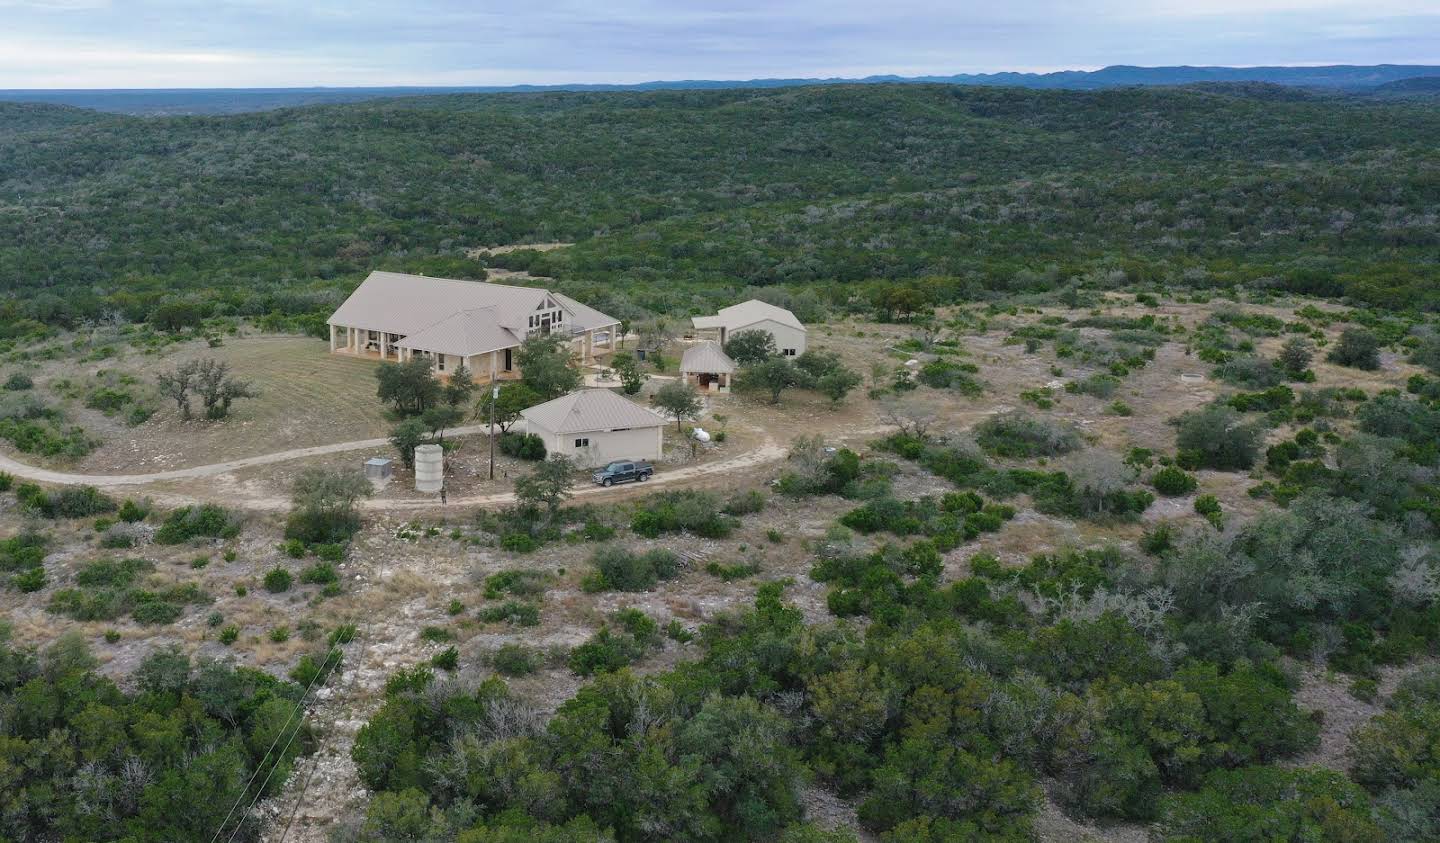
[2,1,1437,89]
[1,62,1437,96]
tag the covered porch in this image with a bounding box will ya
[329,322,619,384]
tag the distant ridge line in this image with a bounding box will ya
[2,64,1438,115]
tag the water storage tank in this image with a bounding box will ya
[414,444,444,493]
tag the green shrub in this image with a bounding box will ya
[706,560,762,581]
[3,372,34,391]
[430,646,459,671]
[498,431,547,460]
[491,643,541,676]
[131,600,182,625]
[1158,766,1382,841]
[290,648,343,685]
[584,544,680,592]
[154,504,238,544]
[568,609,660,676]
[419,626,452,643]
[312,543,346,562]
[117,498,149,522]
[721,489,767,515]
[483,569,550,599]
[974,411,1081,458]
[22,485,117,519]
[1194,494,1224,529]
[630,490,737,538]
[0,471,13,493]
[1151,466,1198,496]
[500,532,539,553]
[1140,522,1175,555]
[1174,405,1265,471]
[299,562,338,585]
[263,567,293,593]
[329,623,358,646]
[1066,374,1121,398]
[269,625,290,643]
[1327,327,1382,370]
[12,567,46,592]
[477,600,540,626]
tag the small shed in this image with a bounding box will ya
[521,389,666,468]
[364,457,393,481]
[680,341,736,393]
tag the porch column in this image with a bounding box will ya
[584,330,594,360]
[329,324,337,352]
[490,351,498,381]
[380,333,389,360]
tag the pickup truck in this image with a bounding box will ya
[592,460,654,487]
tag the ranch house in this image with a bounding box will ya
[327,271,621,382]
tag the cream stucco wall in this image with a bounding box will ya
[528,422,664,468]
[732,318,807,357]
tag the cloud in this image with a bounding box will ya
[0,0,1435,88]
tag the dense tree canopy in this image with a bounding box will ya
[1,83,1437,340]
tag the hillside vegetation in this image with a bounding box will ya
[1,83,1438,337]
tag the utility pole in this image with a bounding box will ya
[488,384,499,480]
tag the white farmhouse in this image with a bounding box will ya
[327,271,620,382]
[691,299,807,357]
[521,389,666,467]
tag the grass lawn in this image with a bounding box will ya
[72,336,398,471]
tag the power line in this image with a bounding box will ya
[227,635,353,843]
[207,625,355,843]
[276,621,371,843]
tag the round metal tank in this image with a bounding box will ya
[414,444,444,493]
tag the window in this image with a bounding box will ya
[783,348,797,357]
[574,438,590,448]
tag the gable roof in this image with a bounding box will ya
[328,272,620,351]
[551,292,621,332]
[394,309,519,357]
[691,299,806,333]
[680,341,736,374]
[521,389,666,434]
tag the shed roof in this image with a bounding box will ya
[680,341,736,374]
[521,389,666,434]
[691,299,806,333]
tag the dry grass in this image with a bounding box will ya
[73,336,393,472]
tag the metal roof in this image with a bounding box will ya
[691,299,806,333]
[394,309,520,357]
[680,341,736,374]
[521,389,666,434]
[551,291,621,332]
[328,271,620,356]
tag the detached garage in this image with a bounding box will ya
[521,389,666,468]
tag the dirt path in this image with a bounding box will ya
[0,424,489,487]
[0,429,789,512]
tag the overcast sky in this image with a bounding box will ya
[1,0,1436,89]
